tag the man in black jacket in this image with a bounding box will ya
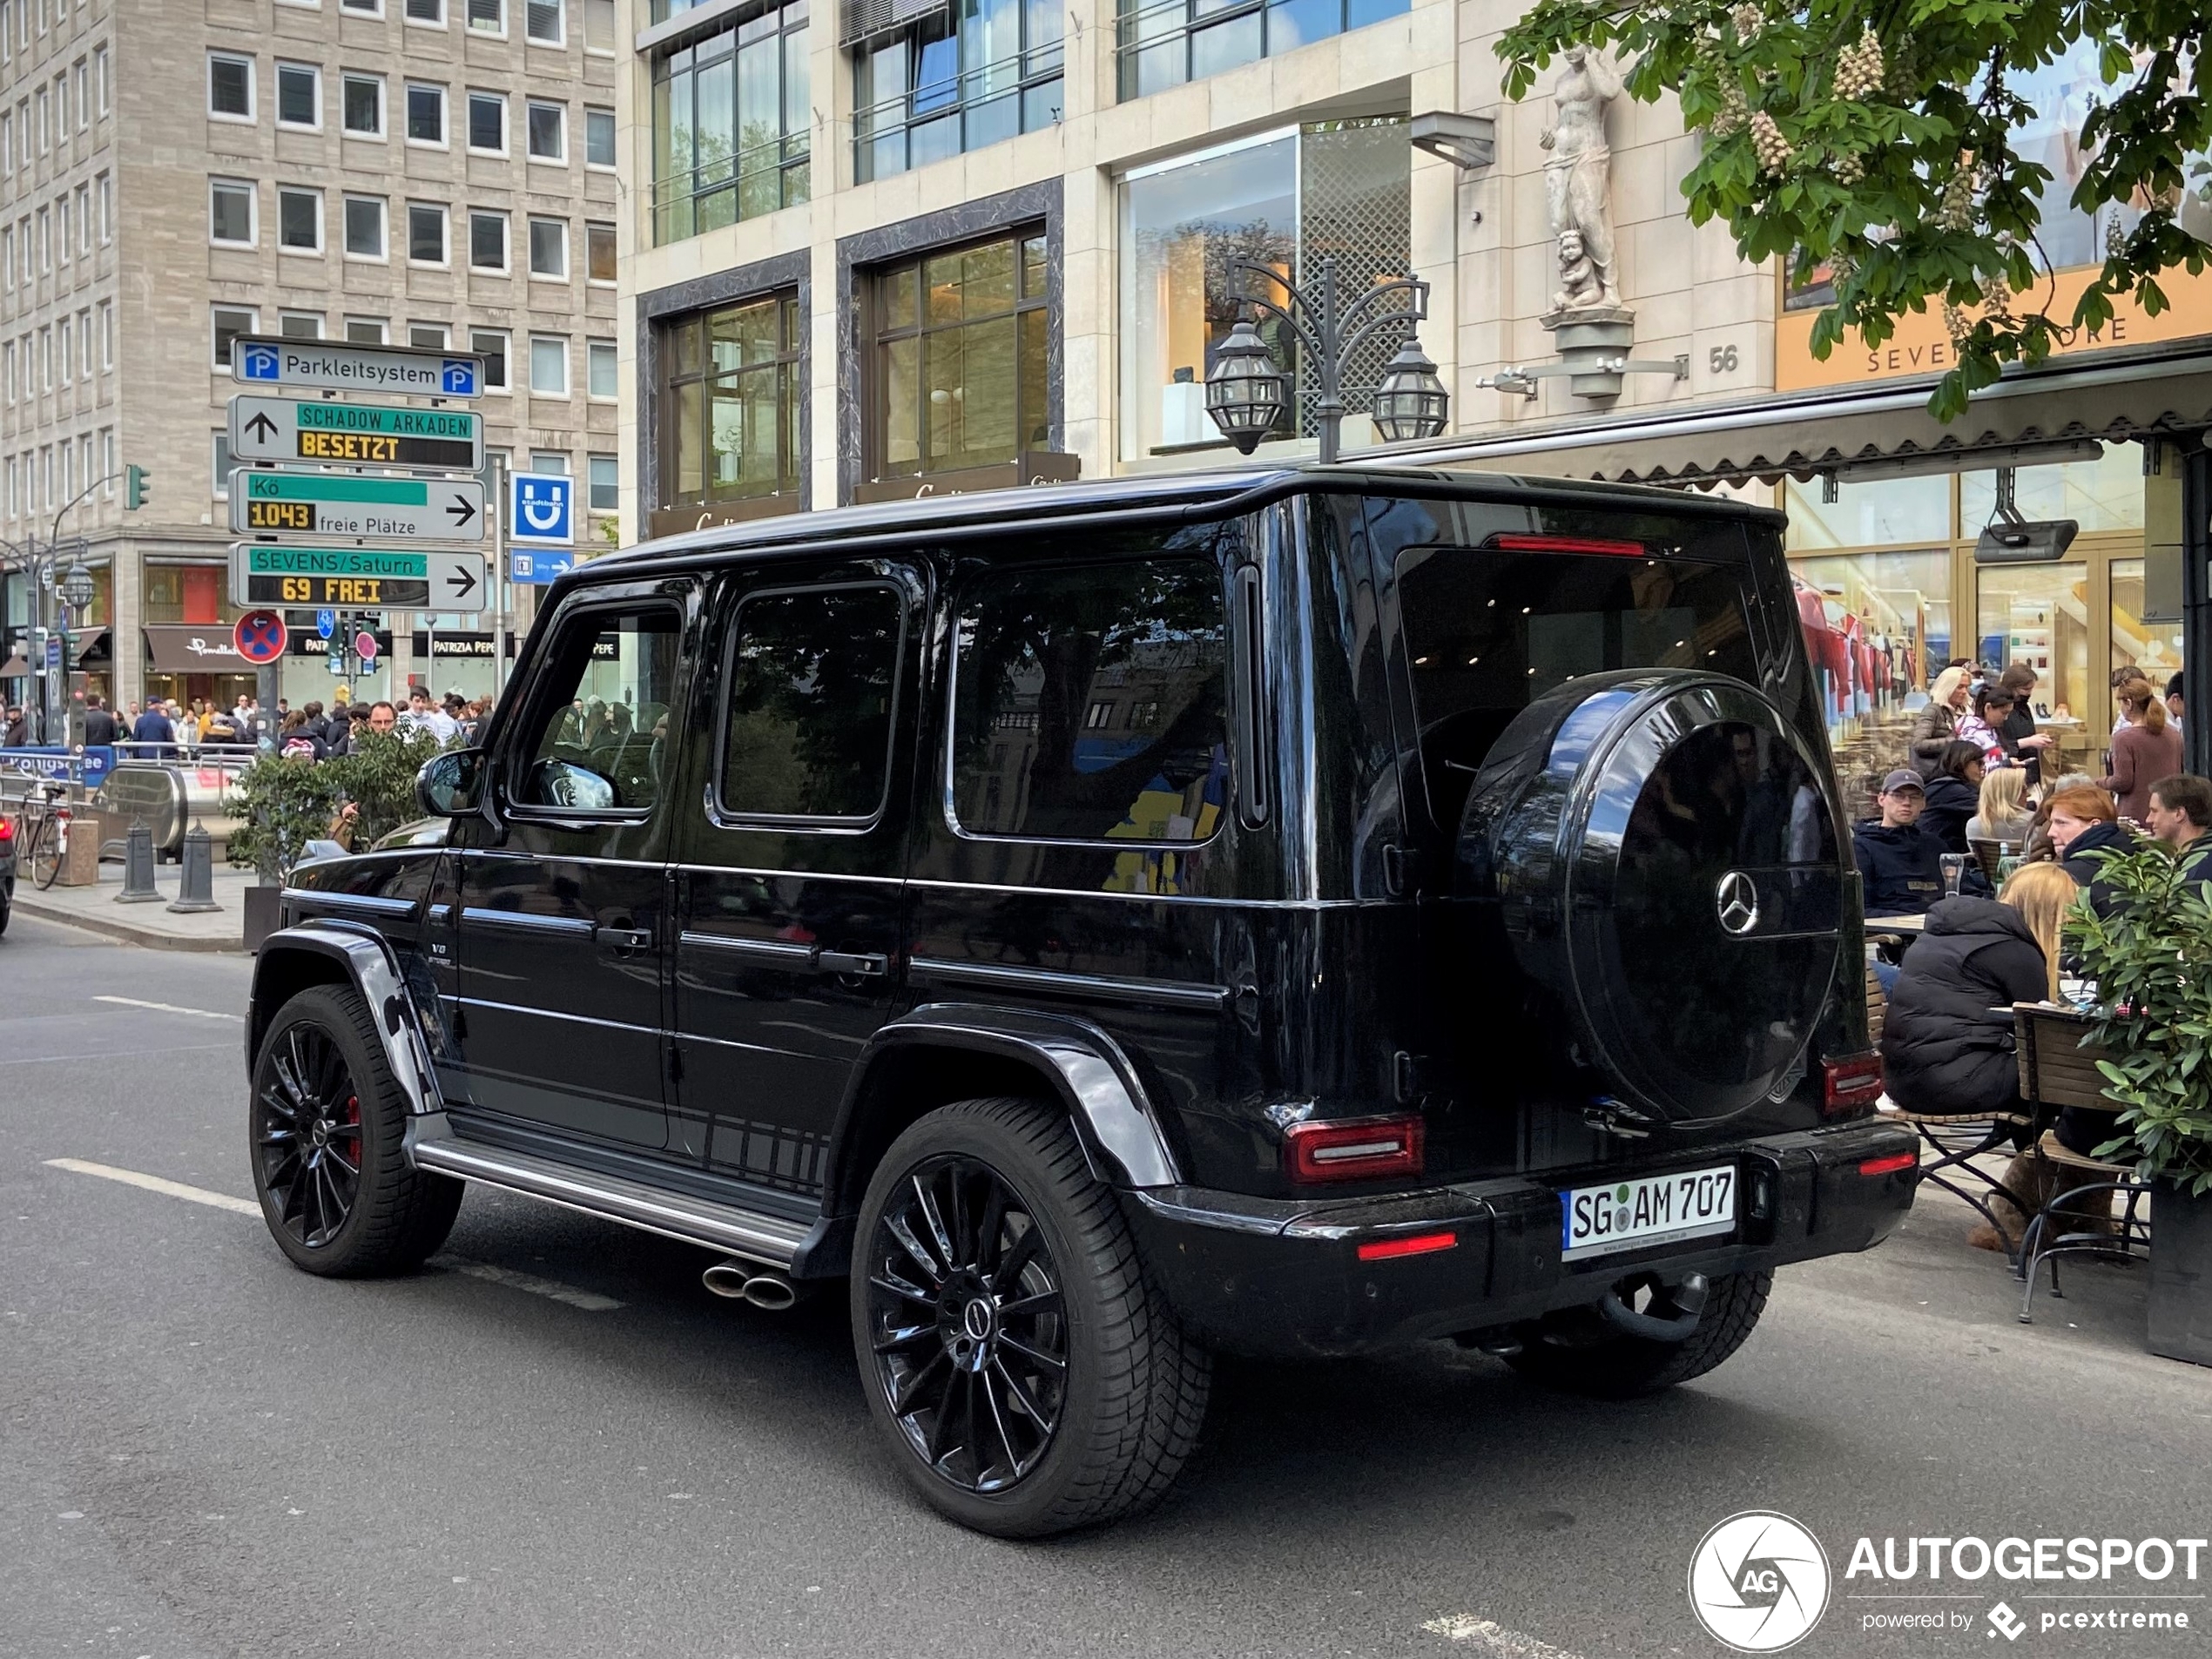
[1854,770,1946,917]
[80,695,118,747]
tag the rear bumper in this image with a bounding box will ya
[1122,1116,1918,1359]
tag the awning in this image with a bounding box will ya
[70,627,111,665]
[1386,337,2212,489]
[143,624,251,673]
[0,654,26,678]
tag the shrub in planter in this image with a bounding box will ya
[2066,844,2212,1364]
[223,752,345,885]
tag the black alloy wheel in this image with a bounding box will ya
[254,1021,366,1250]
[865,1155,1069,1494]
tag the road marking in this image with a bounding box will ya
[93,995,244,1022]
[44,1158,261,1215]
[434,1258,623,1312]
[44,1158,622,1312]
[1421,1616,1585,1657]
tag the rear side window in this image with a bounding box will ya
[718,584,905,821]
[950,557,1229,843]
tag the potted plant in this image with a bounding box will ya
[223,752,344,951]
[2065,844,2212,1366]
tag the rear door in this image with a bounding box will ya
[448,586,694,1152]
[667,558,925,1194]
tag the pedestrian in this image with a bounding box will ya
[1910,666,1971,779]
[81,694,119,747]
[1955,683,2018,769]
[1855,770,1946,918]
[1919,742,1982,853]
[2110,665,2147,733]
[2165,671,2185,733]
[1965,765,2033,846]
[364,699,399,738]
[2100,679,2184,824]
[3,703,26,746]
[276,709,324,759]
[2146,773,2212,879]
[130,697,177,759]
[1992,664,2055,786]
[400,685,458,743]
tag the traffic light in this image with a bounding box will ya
[125,464,150,510]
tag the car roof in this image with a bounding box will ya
[569,462,1784,588]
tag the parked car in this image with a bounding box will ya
[246,465,1917,1536]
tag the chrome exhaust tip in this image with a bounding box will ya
[701,1261,754,1299]
[701,1260,801,1310]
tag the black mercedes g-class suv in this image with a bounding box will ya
[246,466,1915,1536]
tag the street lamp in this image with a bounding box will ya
[60,560,94,617]
[1204,256,1447,463]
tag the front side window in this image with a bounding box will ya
[1118,118,1410,461]
[651,2,809,244]
[515,607,682,813]
[871,232,1049,484]
[854,0,1062,185]
[719,585,905,820]
[659,293,800,509]
[950,553,1229,843]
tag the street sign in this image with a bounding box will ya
[355,630,381,663]
[509,550,576,584]
[233,610,288,664]
[229,544,489,612]
[315,609,336,639]
[43,633,60,672]
[510,472,576,544]
[231,335,483,398]
[228,396,482,472]
[228,470,485,541]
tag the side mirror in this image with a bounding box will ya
[416,747,489,818]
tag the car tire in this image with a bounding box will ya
[1504,1268,1772,1399]
[851,1096,1211,1539]
[249,984,462,1278]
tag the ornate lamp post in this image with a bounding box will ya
[1204,256,1448,462]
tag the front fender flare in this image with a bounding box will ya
[832,1002,1183,1195]
[247,921,445,1119]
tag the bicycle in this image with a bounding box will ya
[17,779,71,890]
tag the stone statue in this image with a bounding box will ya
[1540,45,1623,314]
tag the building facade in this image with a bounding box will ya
[618,0,2212,782]
[0,0,624,728]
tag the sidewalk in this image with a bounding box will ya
[10,861,257,952]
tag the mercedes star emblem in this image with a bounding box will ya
[1716,871,1760,935]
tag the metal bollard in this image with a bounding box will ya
[115,823,162,903]
[166,825,222,914]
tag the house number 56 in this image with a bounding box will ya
[1708,344,1740,374]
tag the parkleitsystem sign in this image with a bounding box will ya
[231,337,483,397]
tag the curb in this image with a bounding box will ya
[9,891,247,954]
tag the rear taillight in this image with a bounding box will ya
[1822,1052,1885,1116]
[1487,532,1648,558]
[0,814,11,841]
[1284,1115,1425,1184]
[1858,1152,1918,1177]
[1355,1230,1457,1263]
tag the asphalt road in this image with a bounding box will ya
[4,912,2209,1659]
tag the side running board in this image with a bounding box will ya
[409,1132,811,1270]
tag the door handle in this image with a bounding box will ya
[597,926,653,955]
[815,949,889,977]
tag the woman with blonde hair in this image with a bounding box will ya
[1966,765,2033,846]
[1910,665,1971,778]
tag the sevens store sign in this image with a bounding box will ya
[233,610,288,665]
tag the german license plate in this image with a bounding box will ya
[1560,1164,1737,1261]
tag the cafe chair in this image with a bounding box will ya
[1967,837,2020,888]
[2016,1130,2152,1323]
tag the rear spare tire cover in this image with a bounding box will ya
[1456,669,1844,1124]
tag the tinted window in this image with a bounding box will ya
[515,608,682,812]
[951,558,1228,842]
[719,586,904,820]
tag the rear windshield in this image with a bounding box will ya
[1365,496,1761,829]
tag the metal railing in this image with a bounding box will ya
[651,134,811,244]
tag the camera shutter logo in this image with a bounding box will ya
[1716,871,1761,935]
[1687,1511,1831,1652]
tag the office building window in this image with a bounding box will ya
[868,232,1049,484]
[346,317,388,344]
[208,52,253,120]
[658,292,801,508]
[212,307,258,368]
[280,310,323,338]
[276,63,320,127]
[95,172,110,243]
[212,433,232,497]
[406,83,445,143]
[409,321,448,349]
[528,334,568,395]
[651,2,808,243]
[587,337,617,397]
[342,73,383,134]
[528,216,566,278]
[406,0,445,19]
[1116,0,1406,100]
[526,0,563,44]
[408,201,448,264]
[589,453,617,511]
[526,99,564,159]
[209,178,255,246]
[529,449,569,474]
[277,186,322,251]
[586,0,615,49]
[586,220,615,282]
[853,0,1060,185]
[343,195,387,258]
[95,46,109,116]
[467,90,504,151]
[467,0,504,31]
[469,209,507,270]
[98,300,111,368]
[472,328,509,389]
[585,105,615,166]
